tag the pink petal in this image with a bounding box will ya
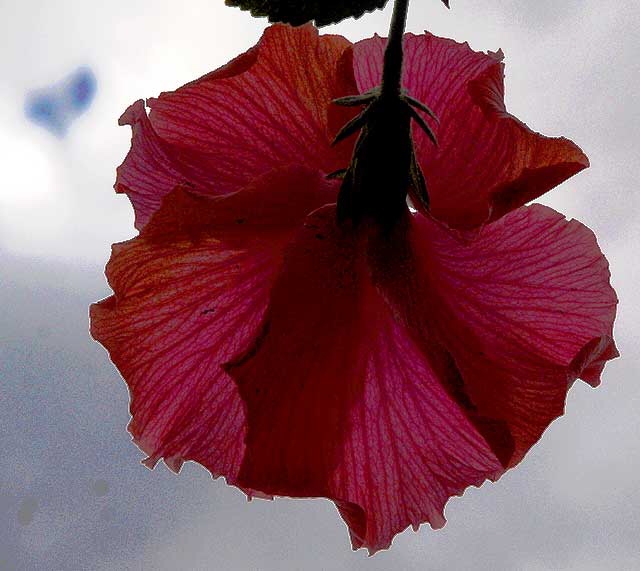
[90,166,336,480]
[147,24,357,196]
[353,33,589,229]
[116,100,222,229]
[397,205,619,466]
[330,315,503,553]
[227,205,504,553]
[113,41,269,229]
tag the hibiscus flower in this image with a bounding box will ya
[90,24,618,553]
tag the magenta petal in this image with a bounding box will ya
[403,205,618,466]
[94,23,619,556]
[147,24,356,195]
[116,99,188,230]
[90,166,335,481]
[329,310,504,553]
[115,100,224,230]
[353,33,589,229]
[228,206,503,553]
[116,25,357,231]
[90,240,263,479]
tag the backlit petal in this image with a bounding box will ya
[90,166,336,479]
[353,33,589,229]
[94,24,618,554]
[228,206,503,553]
[148,24,357,195]
[395,205,619,466]
[115,100,222,229]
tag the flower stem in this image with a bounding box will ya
[381,0,410,97]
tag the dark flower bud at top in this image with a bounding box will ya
[224,0,449,27]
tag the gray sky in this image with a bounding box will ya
[1,1,639,569]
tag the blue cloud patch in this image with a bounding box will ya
[25,67,97,137]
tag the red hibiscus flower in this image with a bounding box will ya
[91,24,618,553]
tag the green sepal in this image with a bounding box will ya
[408,105,438,146]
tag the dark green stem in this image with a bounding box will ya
[381,0,410,97]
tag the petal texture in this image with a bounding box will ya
[398,205,618,466]
[228,206,503,553]
[91,166,336,479]
[353,33,589,229]
[96,23,618,556]
[116,26,356,230]
[147,24,357,196]
[115,100,221,229]
[228,203,617,551]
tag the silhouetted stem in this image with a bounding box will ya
[381,0,410,97]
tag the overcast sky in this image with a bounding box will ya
[1,1,639,570]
